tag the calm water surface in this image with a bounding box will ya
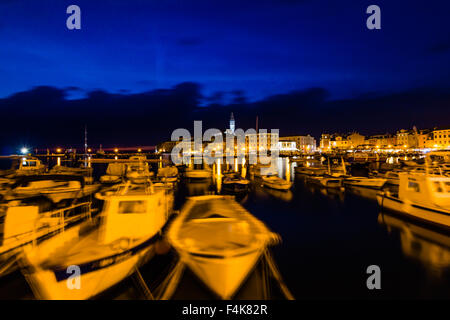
[1,158,449,299]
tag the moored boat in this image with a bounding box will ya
[0,201,92,277]
[222,173,250,193]
[167,195,279,299]
[377,171,450,229]
[20,181,172,299]
[2,174,100,204]
[261,175,292,191]
[343,177,387,189]
[14,158,46,176]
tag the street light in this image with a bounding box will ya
[20,147,29,155]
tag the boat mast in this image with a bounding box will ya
[84,125,88,167]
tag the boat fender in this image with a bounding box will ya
[110,237,131,251]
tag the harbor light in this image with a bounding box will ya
[20,147,29,155]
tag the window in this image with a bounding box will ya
[118,200,147,214]
[408,181,420,192]
[444,182,450,193]
[22,161,37,167]
[433,181,443,193]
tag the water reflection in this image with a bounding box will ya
[378,212,450,278]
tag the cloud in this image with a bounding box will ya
[0,83,449,152]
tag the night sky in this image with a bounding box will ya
[0,0,449,153]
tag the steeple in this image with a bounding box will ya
[229,112,235,133]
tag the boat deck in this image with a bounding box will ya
[39,223,135,269]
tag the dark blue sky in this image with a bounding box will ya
[1,0,449,101]
[0,0,449,152]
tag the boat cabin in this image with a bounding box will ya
[398,172,450,208]
[97,186,168,244]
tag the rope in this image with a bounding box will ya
[263,250,294,300]
[154,260,186,300]
[132,268,155,300]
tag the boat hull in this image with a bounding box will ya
[262,181,292,190]
[377,193,450,229]
[344,178,386,189]
[22,237,155,300]
[179,249,262,299]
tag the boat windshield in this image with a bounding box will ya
[22,161,37,167]
[118,200,147,214]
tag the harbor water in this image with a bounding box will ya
[0,157,449,299]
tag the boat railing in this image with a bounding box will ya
[0,201,92,254]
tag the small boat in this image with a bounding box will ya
[343,177,386,189]
[377,171,450,229]
[261,175,292,191]
[100,163,126,184]
[222,173,250,193]
[167,195,279,299]
[185,163,212,180]
[14,158,46,176]
[309,175,344,189]
[157,165,179,184]
[20,181,172,299]
[294,165,327,176]
[2,174,100,204]
[0,201,92,277]
[308,156,346,189]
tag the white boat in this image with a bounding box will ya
[2,174,100,203]
[0,201,92,277]
[20,182,172,299]
[261,175,292,191]
[294,165,327,176]
[167,195,279,299]
[14,158,46,176]
[309,175,344,189]
[377,171,450,229]
[222,173,250,193]
[343,177,386,189]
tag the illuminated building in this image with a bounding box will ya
[432,127,450,149]
[396,129,418,148]
[279,135,316,153]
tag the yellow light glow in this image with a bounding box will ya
[138,148,142,152]
[114,148,119,153]
[56,148,62,153]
